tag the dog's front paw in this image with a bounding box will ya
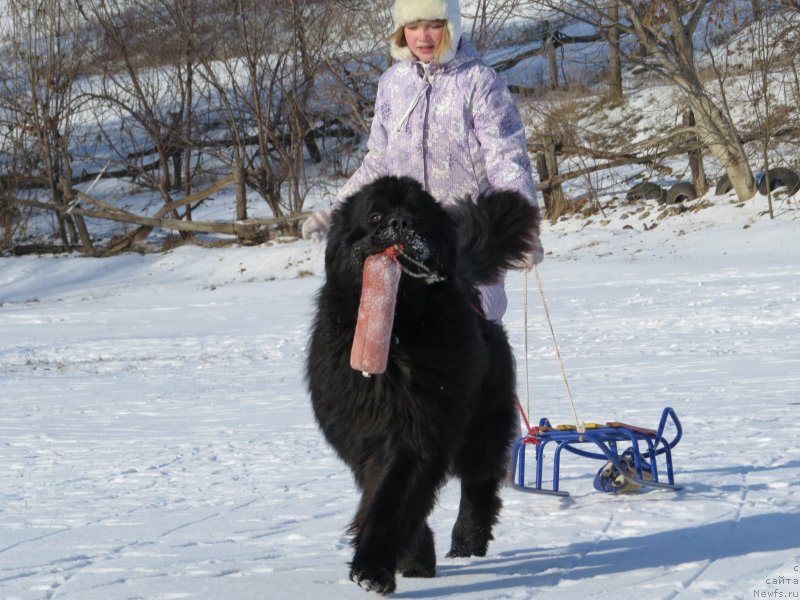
[350,561,396,595]
[446,537,489,558]
[448,521,492,558]
[400,564,436,578]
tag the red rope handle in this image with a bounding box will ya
[514,395,541,445]
[383,244,403,259]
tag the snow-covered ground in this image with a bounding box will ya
[2,196,800,599]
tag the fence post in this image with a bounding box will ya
[234,158,247,221]
[58,178,93,254]
[540,138,566,218]
[536,153,551,216]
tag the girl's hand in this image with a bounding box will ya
[512,232,544,270]
[301,207,333,242]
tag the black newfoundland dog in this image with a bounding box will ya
[306,175,540,595]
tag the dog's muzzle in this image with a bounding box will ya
[373,214,431,264]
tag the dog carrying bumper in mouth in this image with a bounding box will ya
[308,176,539,593]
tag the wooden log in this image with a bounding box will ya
[15,196,306,235]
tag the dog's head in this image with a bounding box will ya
[326,176,457,283]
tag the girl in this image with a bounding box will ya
[303,0,543,322]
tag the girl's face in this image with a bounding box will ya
[403,20,445,63]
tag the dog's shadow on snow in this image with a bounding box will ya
[394,512,800,598]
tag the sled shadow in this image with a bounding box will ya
[395,512,800,599]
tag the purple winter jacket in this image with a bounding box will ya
[337,40,539,321]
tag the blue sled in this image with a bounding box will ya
[511,407,683,497]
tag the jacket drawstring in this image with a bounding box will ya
[396,63,432,132]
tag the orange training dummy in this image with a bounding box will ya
[350,246,402,375]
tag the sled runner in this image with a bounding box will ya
[510,406,683,496]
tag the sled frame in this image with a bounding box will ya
[511,407,683,496]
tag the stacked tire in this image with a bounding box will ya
[626,181,697,205]
[626,181,666,204]
[758,167,800,195]
[665,182,697,205]
[715,167,800,196]
[715,174,733,196]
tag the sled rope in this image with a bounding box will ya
[523,270,531,420]
[524,266,584,435]
[392,244,447,284]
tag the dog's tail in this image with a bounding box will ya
[448,189,541,285]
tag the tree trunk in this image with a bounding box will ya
[234,158,247,221]
[687,94,755,200]
[544,21,559,89]
[607,0,623,103]
[683,109,708,196]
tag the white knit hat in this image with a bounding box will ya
[390,0,462,64]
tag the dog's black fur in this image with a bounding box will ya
[306,175,540,595]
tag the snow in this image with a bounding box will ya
[2,194,800,599]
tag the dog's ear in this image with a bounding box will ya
[325,202,347,250]
[325,209,342,274]
[448,190,540,285]
[325,187,385,279]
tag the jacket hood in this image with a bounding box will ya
[390,0,462,64]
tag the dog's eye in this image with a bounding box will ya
[368,212,383,224]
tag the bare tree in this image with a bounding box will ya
[706,1,800,214]
[190,0,298,222]
[77,0,191,214]
[314,1,390,182]
[187,0,386,223]
[0,0,92,252]
[748,1,785,217]
[164,0,200,203]
[468,0,524,53]
[776,0,800,115]
[531,0,756,200]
